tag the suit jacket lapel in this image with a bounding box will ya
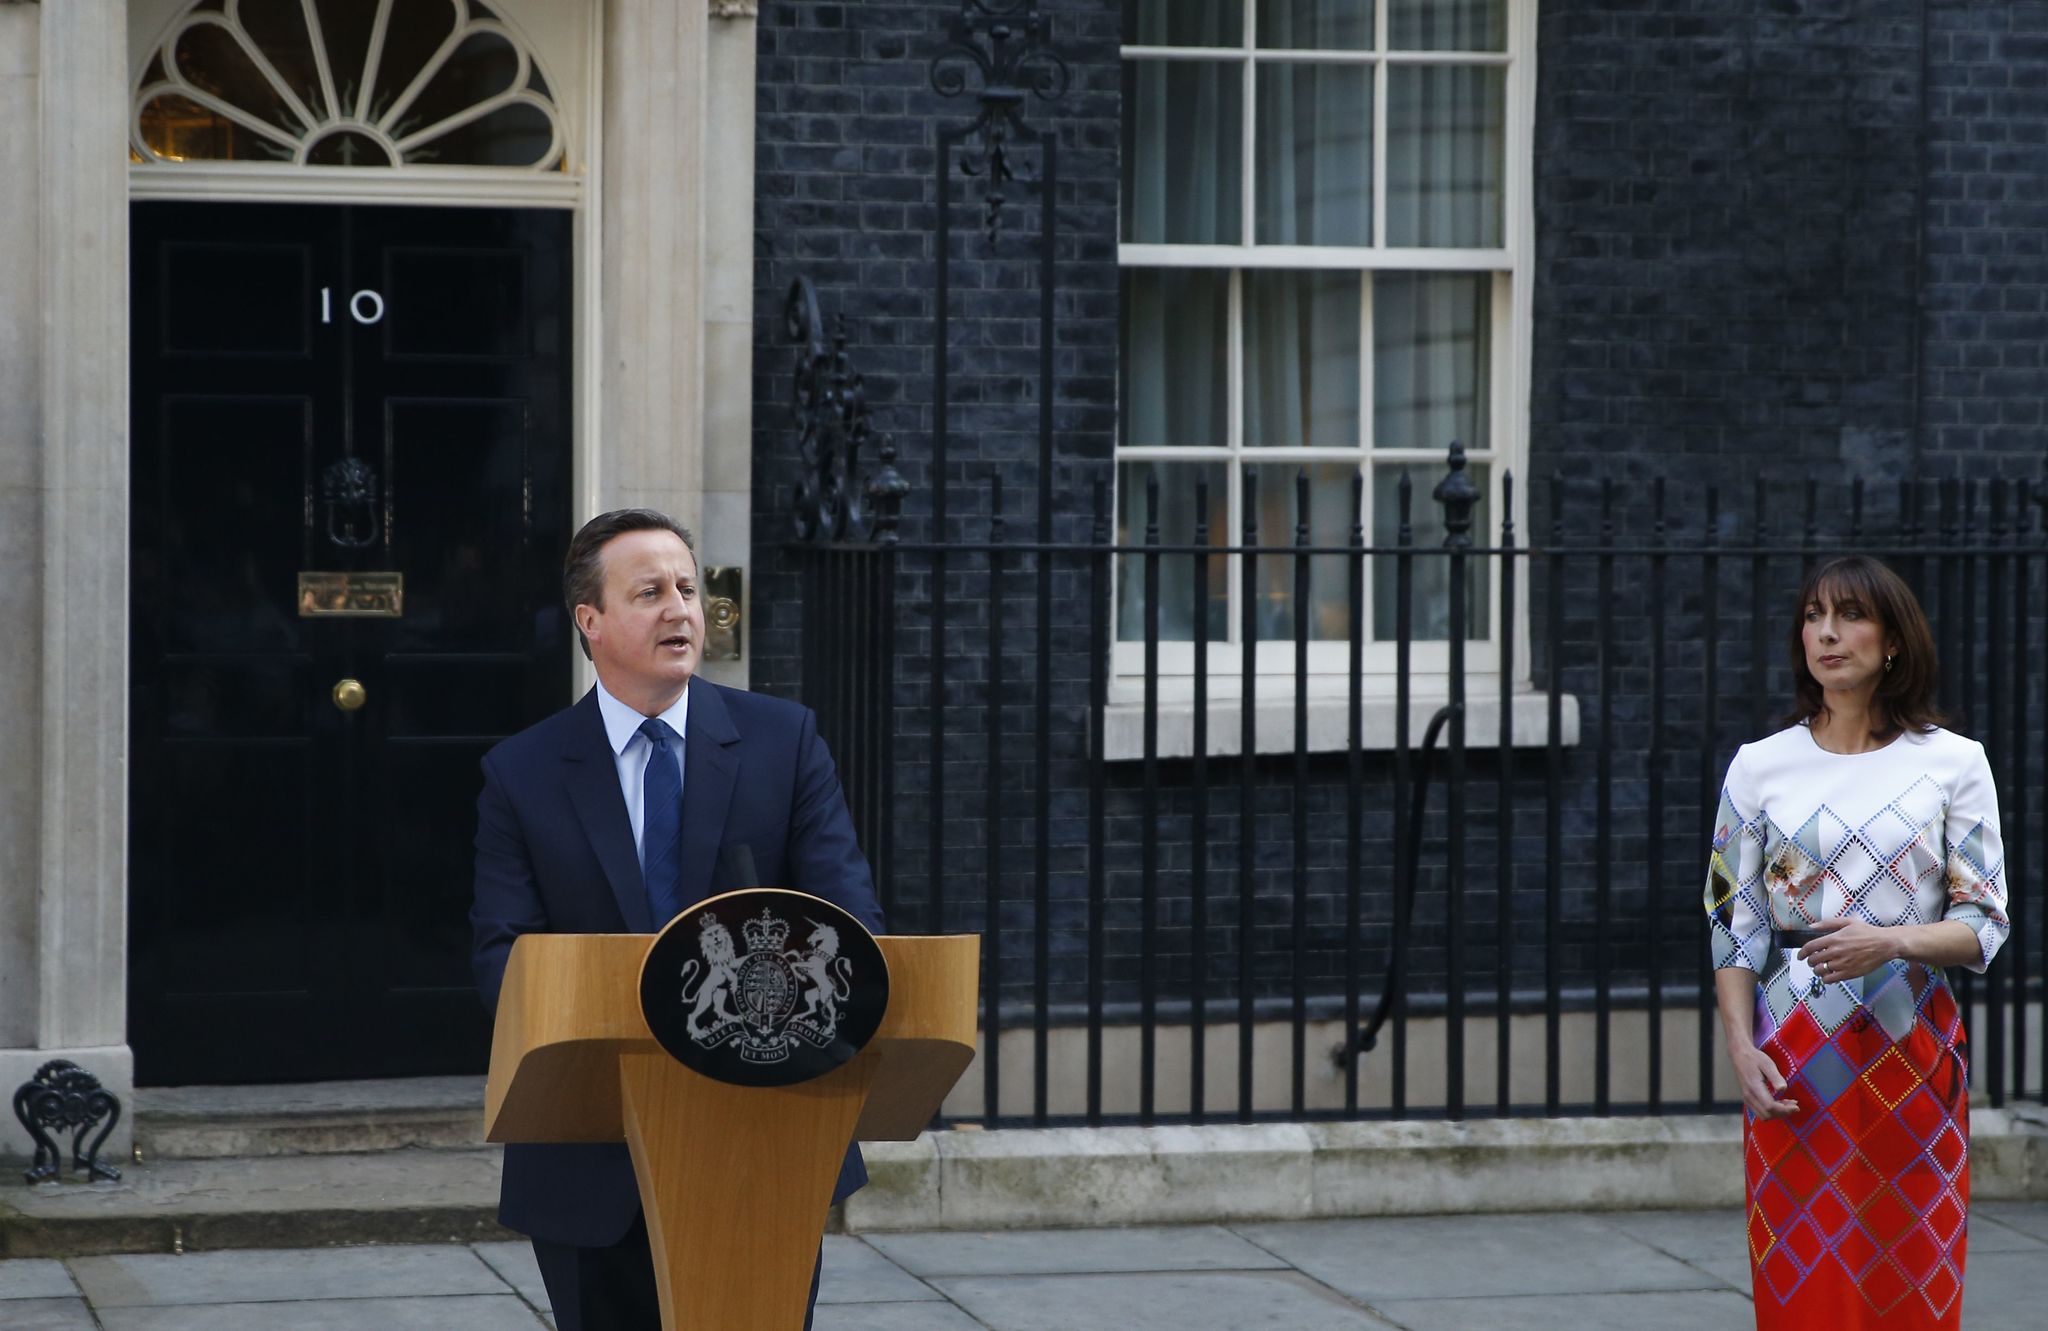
[561,688,654,933]
[677,680,741,910]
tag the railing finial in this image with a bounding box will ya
[1433,440,1479,550]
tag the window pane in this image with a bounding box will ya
[1256,0,1372,49]
[1122,60,1244,244]
[1247,463,1359,642]
[1385,65,1505,247]
[1125,0,1243,47]
[1373,273,1490,455]
[1122,269,1231,447]
[171,23,306,137]
[1117,462,1230,643]
[1255,64,1371,245]
[1389,0,1506,51]
[1371,463,1490,641]
[1244,271,1360,448]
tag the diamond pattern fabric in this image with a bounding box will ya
[1705,724,2008,1330]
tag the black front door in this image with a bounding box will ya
[129,201,573,1085]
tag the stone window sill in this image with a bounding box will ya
[1099,683,1581,762]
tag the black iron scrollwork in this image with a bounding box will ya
[322,457,381,549]
[787,277,906,545]
[13,1059,123,1185]
[929,0,1071,244]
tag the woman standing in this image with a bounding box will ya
[1707,554,2008,1329]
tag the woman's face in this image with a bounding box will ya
[1802,588,1896,695]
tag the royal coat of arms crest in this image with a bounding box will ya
[678,906,855,1064]
[640,887,887,1087]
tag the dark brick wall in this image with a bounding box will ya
[1532,0,2048,491]
[1921,1,2048,475]
[750,0,1123,698]
[1531,0,1926,494]
[744,2,2047,1056]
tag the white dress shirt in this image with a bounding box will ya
[593,677,691,867]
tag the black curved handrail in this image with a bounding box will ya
[1342,703,1457,1060]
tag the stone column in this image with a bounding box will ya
[600,0,756,686]
[0,0,135,1141]
[701,0,758,681]
[0,0,44,1064]
[599,0,708,525]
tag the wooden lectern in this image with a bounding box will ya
[484,930,978,1330]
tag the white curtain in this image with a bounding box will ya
[1116,462,1229,642]
[1373,272,1489,454]
[1386,64,1504,248]
[1122,269,1229,450]
[1123,60,1242,244]
[1389,0,1505,52]
[1244,270,1359,450]
[1123,0,1242,245]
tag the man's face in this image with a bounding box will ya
[577,529,704,712]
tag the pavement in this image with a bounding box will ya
[4,1201,2046,1330]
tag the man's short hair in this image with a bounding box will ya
[563,509,698,660]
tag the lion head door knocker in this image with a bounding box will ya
[322,457,381,549]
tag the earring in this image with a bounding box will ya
[1884,654,1895,673]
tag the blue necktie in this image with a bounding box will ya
[639,718,684,928]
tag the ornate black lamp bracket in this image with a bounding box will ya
[787,277,905,545]
[13,1060,123,1185]
[929,0,1071,245]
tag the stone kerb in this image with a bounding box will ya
[841,1110,2048,1234]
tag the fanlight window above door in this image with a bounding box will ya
[134,0,565,169]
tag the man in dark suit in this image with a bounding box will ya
[471,508,884,1331]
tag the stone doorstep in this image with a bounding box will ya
[3,1108,2044,1258]
[129,1076,491,1161]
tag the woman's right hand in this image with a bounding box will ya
[1728,1041,1799,1119]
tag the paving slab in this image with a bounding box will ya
[1234,1212,1722,1302]
[1976,1199,2048,1243]
[94,1294,546,1330]
[1590,1209,1750,1291]
[0,1297,99,1330]
[934,1271,1398,1331]
[867,1224,1286,1278]
[71,1243,507,1307]
[1379,1288,1761,1331]
[0,1257,78,1300]
[1964,1210,2047,1254]
[818,1235,944,1303]
[473,1240,550,1309]
[1962,1249,2043,1327]
[812,1301,988,1331]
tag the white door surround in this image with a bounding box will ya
[2,0,759,1121]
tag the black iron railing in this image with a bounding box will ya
[795,450,2048,1128]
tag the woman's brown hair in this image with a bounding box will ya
[1781,554,1946,740]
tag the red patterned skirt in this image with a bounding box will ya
[1745,977,1970,1328]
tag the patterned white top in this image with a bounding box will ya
[1707,724,2009,1038]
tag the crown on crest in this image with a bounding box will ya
[743,908,789,953]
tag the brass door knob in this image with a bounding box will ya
[332,678,367,712]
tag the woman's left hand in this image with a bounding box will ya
[1797,918,1900,982]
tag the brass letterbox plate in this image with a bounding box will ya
[298,571,404,618]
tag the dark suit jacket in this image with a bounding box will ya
[471,681,887,1247]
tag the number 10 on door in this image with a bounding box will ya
[320,287,386,326]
